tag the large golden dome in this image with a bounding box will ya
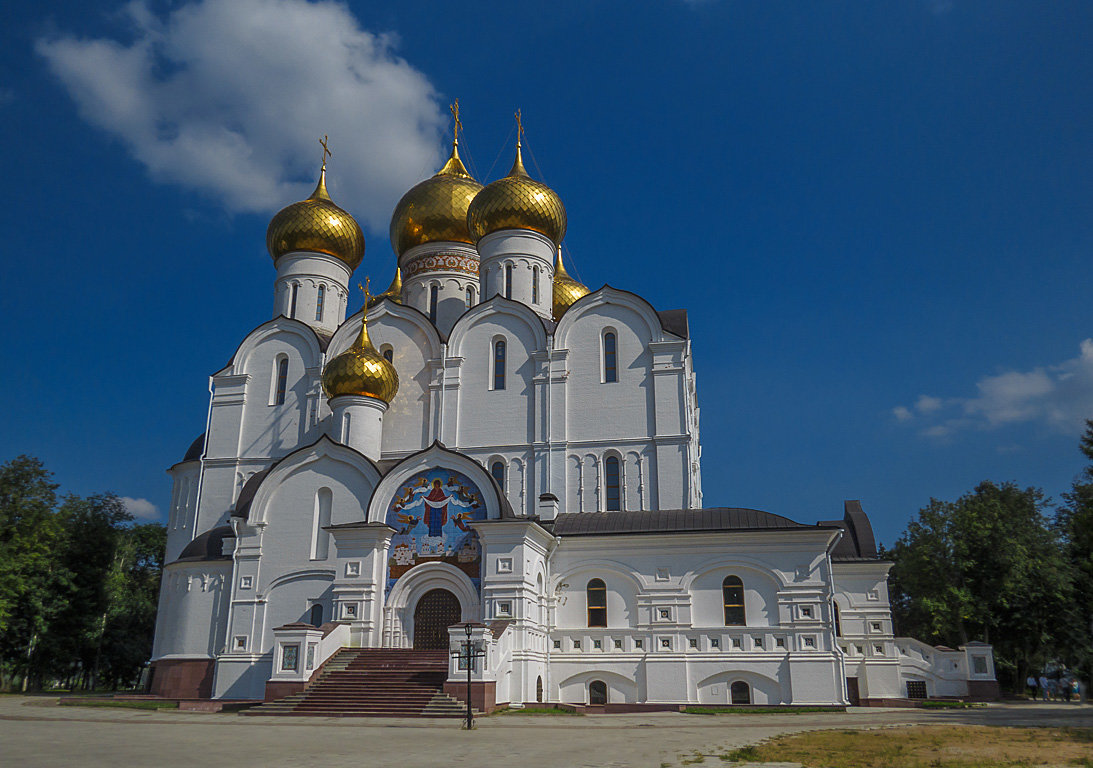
[322,316,399,403]
[267,166,365,269]
[389,142,483,255]
[552,248,589,320]
[467,143,567,246]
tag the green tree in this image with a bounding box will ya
[888,481,1074,691]
[1059,420,1093,683]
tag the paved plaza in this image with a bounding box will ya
[1,696,1090,768]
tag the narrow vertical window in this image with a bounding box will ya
[833,602,842,637]
[381,345,393,363]
[309,604,323,627]
[275,358,288,405]
[342,413,351,443]
[604,456,621,511]
[586,579,607,627]
[311,488,332,559]
[723,576,745,626]
[315,284,325,322]
[505,264,513,299]
[290,284,299,319]
[532,266,540,304]
[603,332,617,383]
[493,339,506,390]
[429,284,439,324]
[466,286,475,308]
[491,460,505,489]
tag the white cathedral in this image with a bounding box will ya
[149,119,998,711]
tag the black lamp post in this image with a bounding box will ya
[451,623,485,730]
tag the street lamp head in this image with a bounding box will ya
[464,622,473,637]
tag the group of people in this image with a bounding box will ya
[1027,673,1083,702]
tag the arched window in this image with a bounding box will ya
[466,285,475,307]
[586,578,607,627]
[505,264,513,299]
[309,604,323,627]
[532,266,540,304]
[315,284,325,322]
[342,413,352,443]
[603,332,617,383]
[429,285,439,324]
[290,283,299,319]
[604,456,621,511]
[490,461,505,489]
[311,488,332,560]
[275,357,289,405]
[536,676,544,703]
[730,681,751,705]
[723,576,745,626]
[380,344,393,363]
[589,680,608,705]
[493,339,506,390]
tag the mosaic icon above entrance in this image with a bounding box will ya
[384,468,486,595]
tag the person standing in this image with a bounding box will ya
[1039,674,1051,701]
[1027,675,1038,699]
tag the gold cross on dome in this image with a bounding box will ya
[450,99,462,143]
[514,108,523,142]
[319,135,331,170]
[358,277,372,304]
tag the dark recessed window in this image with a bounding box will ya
[275,358,289,405]
[316,284,325,322]
[587,578,607,627]
[604,332,617,382]
[493,339,506,390]
[290,284,299,319]
[505,264,513,299]
[429,285,439,324]
[604,456,621,511]
[723,576,745,626]
[589,680,607,705]
[491,461,505,489]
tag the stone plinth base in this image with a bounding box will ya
[444,681,500,713]
[264,681,306,702]
[149,659,214,699]
[967,680,1001,701]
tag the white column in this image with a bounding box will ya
[328,394,387,460]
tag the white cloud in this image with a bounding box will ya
[120,496,160,520]
[894,339,1093,437]
[35,0,444,233]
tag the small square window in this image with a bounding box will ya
[233,635,247,650]
[871,622,882,632]
[613,638,622,649]
[497,557,513,574]
[496,601,512,617]
[775,637,786,648]
[875,645,885,655]
[573,640,581,650]
[754,637,763,649]
[972,656,988,674]
[635,639,644,649]
[343,603,358,618]
[856,645,865,655]
[804,636,816,648]
[659,608,671,620]
[655,568,670,582]
[593,639,602,649]
[732,637,742,649]
[710,638,720,649]
[553,639,561,649]
[800,606,813,619]
[345,561,361,577]
[688,638,698,648]
[660,638,671,649]
[239,575,253,589]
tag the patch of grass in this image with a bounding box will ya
[495,705,581,715]
[717,725,1093,767]
[683,705,839,715]
[680,751,706,764]
[60,699,179,710]
[918,700,985,709]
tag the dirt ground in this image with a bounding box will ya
[1,696,1090,768]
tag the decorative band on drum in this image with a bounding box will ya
[404,252,480,278]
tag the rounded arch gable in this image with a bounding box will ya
[232,318,324,375]
[329,304,442,360]
[447,298,548,358]
[554,286,664,349]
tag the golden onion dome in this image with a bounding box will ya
[389,141,483,255]
[321,314,399,403]
[552,248,590,320]
[367,267,403,308]
[267,165,365,269]
[467,141,567,246]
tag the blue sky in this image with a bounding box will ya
[2,0,1091,545]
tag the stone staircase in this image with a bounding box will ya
[247,648,476,718]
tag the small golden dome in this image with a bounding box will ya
[467,142,567,246]
[367,267,403,308]
[267,166,365,269]
[389,141,483,255]
[321,315,399,403]
[552,248,589,320]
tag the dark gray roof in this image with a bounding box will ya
[182,432,206,463]
[657,309,689,339]
[552,508,828,537]
[175,525,234,562]
[232,468,271,520]
[821,500,881,562]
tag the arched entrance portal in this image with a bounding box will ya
[413,589,461,650]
